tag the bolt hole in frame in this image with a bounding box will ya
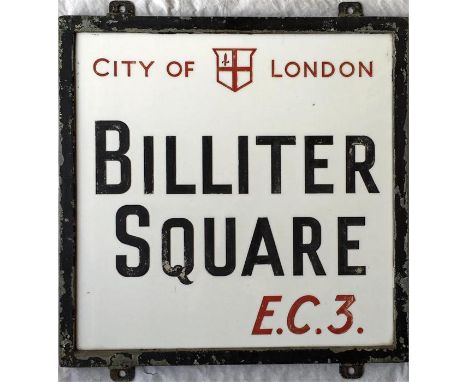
[59,1,408,380]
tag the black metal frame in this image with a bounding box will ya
[59,10,408,370]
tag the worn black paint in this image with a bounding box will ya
[241,217,285,276]
[338,217,367,276]
[305,136,334,194]
[116,205,150,277]
[238,136,249,194]
[59,13,408,368]
[346,136,379,193]
[293,217,325,276]
[161,218,194,285]
[203,136,233,194]
[205,218,236,276]
[256,136,296,194]
[95,120,131,194]
[166,136,196,194]
[143,136,154,194]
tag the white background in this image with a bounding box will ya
[1,0,467,382]
[75,32,394,350]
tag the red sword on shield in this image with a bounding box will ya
[213,48,257,92]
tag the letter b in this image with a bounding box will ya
[95,120,131,194]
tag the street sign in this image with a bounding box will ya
[59,2,408,380]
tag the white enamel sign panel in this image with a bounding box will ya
[75,33,394,350]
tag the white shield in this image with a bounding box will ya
[213,48,256,92]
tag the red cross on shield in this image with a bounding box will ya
[213,48,257,92]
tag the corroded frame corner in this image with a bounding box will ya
[59,15,408,368]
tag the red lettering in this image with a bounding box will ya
[339,62,355,77]
[139,60,155,77]
[287,295,320,334]
[304,62,317,77]
[167,61,183,77]
[359,61,373,77]
[93,58,109,77]
[184,61,195,77]
[285,62,300,77]
[122,61,136,77]
[252,296,282,335]
[322,62,335,77]
[271,60,282,78]
[327,295,355,334]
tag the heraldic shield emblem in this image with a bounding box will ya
[213,48,257,92]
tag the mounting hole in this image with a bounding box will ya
[347,6,355,14]
[110,366,135,382]
[119,5,126,13]
[340,363,364,379]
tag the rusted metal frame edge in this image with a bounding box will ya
[59,26,77,367]
[391,14,409,365]
[58,15,408,368]
[58,15,407,34]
